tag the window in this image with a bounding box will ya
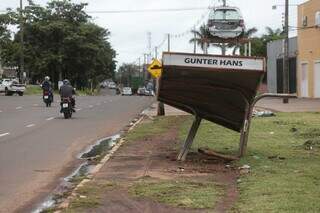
[302,16,308,27]
[315,11,320,26]
[210,9,241,20]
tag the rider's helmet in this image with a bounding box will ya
[63,79,70,85]
[45,76,50,81]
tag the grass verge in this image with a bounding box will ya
[62,181,116,212]
[125,116,182,142]
[130,179,223,209]
[24,85,43,95]
[178,113,320,213]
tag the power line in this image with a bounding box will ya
[86,7,209,14]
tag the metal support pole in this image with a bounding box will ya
[193,27,197,54]
[283,0,290,103]
[221,44,226,55]
[238,93,297,157]
[167,33,171,52]
[177,115,202,161]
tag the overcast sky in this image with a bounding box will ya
[1,0,308,67]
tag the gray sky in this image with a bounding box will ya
[1,0,308,66]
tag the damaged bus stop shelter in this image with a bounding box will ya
[158,52,296,161]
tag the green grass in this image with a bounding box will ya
[63,181,116,212]
[130,179,222,209]
[178,113,320,213]
[24,85,43,95]
[125,116,182,142]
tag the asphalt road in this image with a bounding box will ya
[0,92,153,212]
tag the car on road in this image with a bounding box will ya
[0,78,26,96]
[121,87,132,96]
[108,82,117,89]
[137,87,146,96]
[207,6,245,39]
[137,87,155,96]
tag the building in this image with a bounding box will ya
[297,0,320,98]
[267,37,297,94]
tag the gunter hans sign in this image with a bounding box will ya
[162,53,265,71]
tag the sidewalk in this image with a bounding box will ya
[145,98,320,117]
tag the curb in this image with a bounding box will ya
[56,114,146,211]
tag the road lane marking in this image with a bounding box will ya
[0,110,2,113]
[46,117,55,121]
[26,124,35,128]
[0,133,10,137]
[16,106,23,110]
[89,105,93,108]
[76,108,82,111]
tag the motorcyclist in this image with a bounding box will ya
[41,76,53,101]
[59,79,76,113]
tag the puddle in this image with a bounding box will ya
[79,134,120,159]
[32,134,120,213]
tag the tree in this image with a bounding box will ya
[0,0,116,89]
[189,25,211,54]
[230,27,258,55]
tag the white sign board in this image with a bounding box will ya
[163,53,264,71]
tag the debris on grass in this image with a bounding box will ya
[238,165,251,175]
[253,110,275,117]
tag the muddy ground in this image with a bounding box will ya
[72,117,239,213]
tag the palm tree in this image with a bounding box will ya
[189,25,211,54]
[229,27,258,55]
[189,25,227,54]
[263,27,284,42]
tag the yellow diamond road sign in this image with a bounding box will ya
[148,59,162,78]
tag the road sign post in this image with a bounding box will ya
[148,59,165,116]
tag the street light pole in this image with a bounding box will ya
[283,0,290,103]
[19,0,25,83]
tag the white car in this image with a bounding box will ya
[0,79,26,96]
[108,82,117,89]
[121,87,132,96]
[207,6,245,39]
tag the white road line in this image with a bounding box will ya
[0,110,3,113]
[76,108,82,111]
[46,117,55,121]
[16,106,23,110]
[89,105,93,108]
[0,132,10,137]
[26,124,35,128]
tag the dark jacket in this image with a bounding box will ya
[59,85,75,98]
[42,80,52,91]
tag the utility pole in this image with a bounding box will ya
[283,0,290,103]
[155,47,158,59]
[19,0,25,83]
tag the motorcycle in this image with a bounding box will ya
[61,97,73,119]
[43,90,53,107]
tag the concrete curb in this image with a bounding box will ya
[56,114,147,211]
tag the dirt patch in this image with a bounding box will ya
[69,117,239,213]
